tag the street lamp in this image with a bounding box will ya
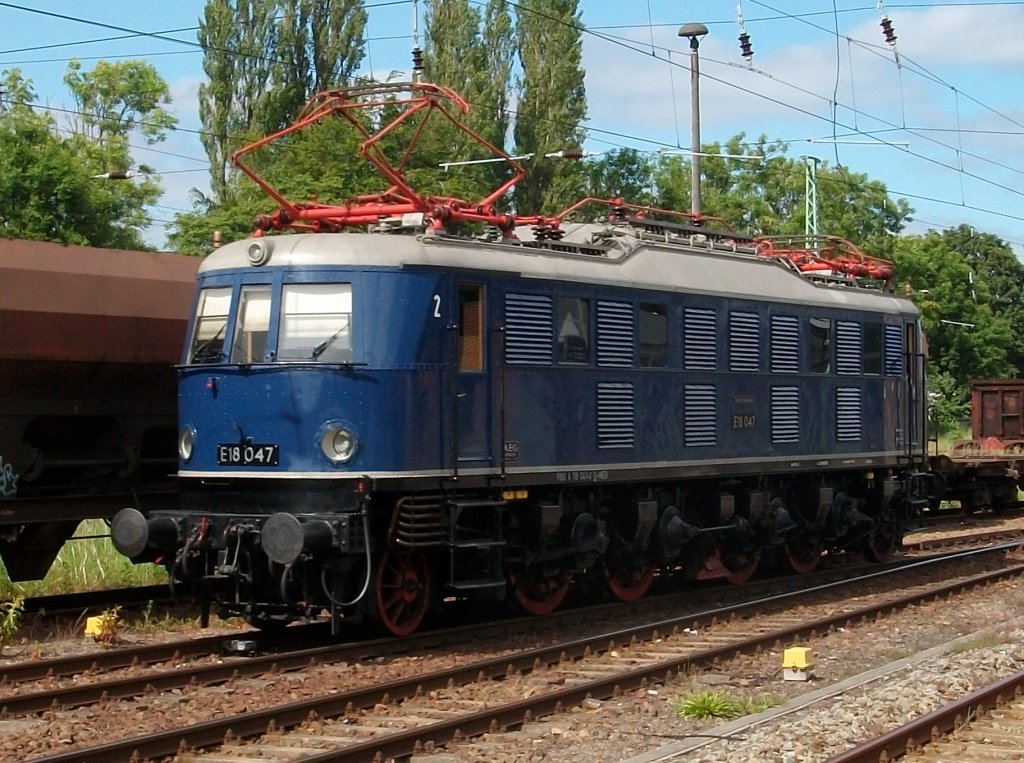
[678,22,708,218]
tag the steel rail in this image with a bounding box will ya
[826,670,1024,763]
[2,543,1013,709]
[25,560,1024,763]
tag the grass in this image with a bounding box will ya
[676,689,780,720]
[930,426,971,455]
[0,519,166,599]
[951,632,1011,654]
[0,596,24,654]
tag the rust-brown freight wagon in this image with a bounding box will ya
[0,239,197,580]
[928,379,1024,513]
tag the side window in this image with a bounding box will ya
[809,318,831,373]
[229,285,271,364]
[188,287,232,364]
[459,284,484,371]
[863,322,883,375]
[278,283,353,362]
[639,303,668,367]
[557,297,589,364]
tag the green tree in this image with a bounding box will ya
[191,0,368,245]
[424,0,481,97]
[0,114,147,248]
[198,0,278,201]
[476,0,514,158]
[815,164,911,259]
[414,0,515,205]
[416,0,488,200]
[167,187,268,255]
[264,0,367,133]
[941,224,1024,375]
[583,148,654,205]
[0,68,37,118]
[63,58,177,144]
[652,135,911,249]
[0,66,169,248]
[61,59,176,239]
[892,232,1014,429]
[170,113,381,254]
[513,0,587,213]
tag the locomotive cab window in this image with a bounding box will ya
[809,318,831,373]
[639,303,667,367]
[230,285,271,364]
[557,297,589,364]
[278,283,353,362]
[188,287,232,364]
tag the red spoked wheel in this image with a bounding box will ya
[604,558,656,602]
[722,548,760,586]
[511,564,573,615]
[785,536,824,575]
[372,550,432,637]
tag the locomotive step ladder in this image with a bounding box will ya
[444,497,508,592]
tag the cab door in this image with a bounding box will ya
[455,283,491,465]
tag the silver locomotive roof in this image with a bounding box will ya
[200,220,917,317]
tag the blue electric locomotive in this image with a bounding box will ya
[112,83,930,635]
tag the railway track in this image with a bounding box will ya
[3,528,1012,689]
[6,542,1022,763]
[828,670,1024,762]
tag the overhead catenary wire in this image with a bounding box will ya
[7,0,1018,191]
[3,0,1022,241]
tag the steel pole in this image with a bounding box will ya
[689,36,701,217]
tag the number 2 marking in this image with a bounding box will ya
[432,294,442,318]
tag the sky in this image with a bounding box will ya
[3,0,1024,254]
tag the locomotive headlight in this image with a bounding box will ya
[320,425,357,464]
[178,426,196,462]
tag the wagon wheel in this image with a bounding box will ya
[371,550,432,637]
[510,564,573,615]
[784,534,824,575]
[721,548,760,586]
[604,556,656,602]
[863,514,897,563]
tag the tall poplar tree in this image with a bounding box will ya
[513,0,586,213]
[421,0,491,201]
[475,0,515,193]
[197,0,366,202]
[266,0,367,133]
[423,0,481,96]
[198,0,277,201]
[422,0,514,139]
